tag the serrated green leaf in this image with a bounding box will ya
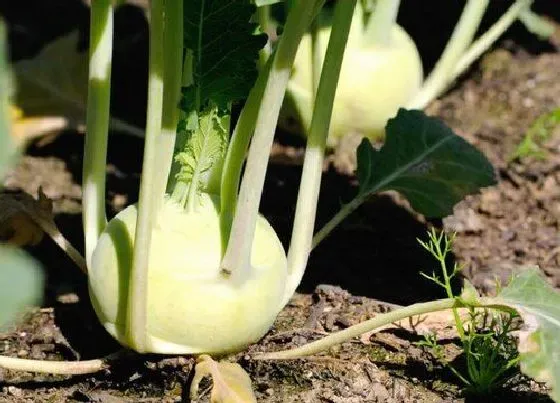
[0,19,15,178]
[497,268,560,402]
[356,109,496,217]
[190,355,257,403]
[182,0,267,112]
[175,108,228,194]
[0,246,44,330]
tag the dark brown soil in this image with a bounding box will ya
[1,0,560,402]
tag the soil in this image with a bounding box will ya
[1,1,560,402]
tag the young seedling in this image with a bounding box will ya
[278,0,552,143]
[416,230,520,396]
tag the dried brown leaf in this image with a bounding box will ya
[190,355,257,403]
[0,188,86,273]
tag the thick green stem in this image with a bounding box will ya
[255,297,509,360]
[168,50,194,199]
[127,0,165,353]
[220,58,272,253]
[220,0,325,276]
[312,192,367,249]
[284,0,356,305]
[364,0,401,47]
[409,0,489,110]
[257,5,272,65]
[452,0,533,81]
[83,0,113,268]
[310,18,322,97]
[155,0,183,212]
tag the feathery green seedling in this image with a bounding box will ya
[417,229,520,396]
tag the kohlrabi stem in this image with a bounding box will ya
[255,297,509,360]
[127,0,165,353]
[83,0,113,268]
[155,0,183,212]
[409,0,489,110]
[220,0,325,276]
[312,192,367,249]
[257,5,272,64]
[0,355,107,375]
[310,18,322,97]
[168,50,194,199]
[365,0,401,47]
[452,0,533,81]
[284,0,356,305]
[220,58,272,253]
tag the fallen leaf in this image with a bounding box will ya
[190,355,257,403]
[0,188,86,273]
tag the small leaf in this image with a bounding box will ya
[0,246,43,330]
[509,108,560,161]
[356,109,496,217]
[190,354,257,403]
[182,0,267,111]
[497,268,560,402]
[175,108,228,194]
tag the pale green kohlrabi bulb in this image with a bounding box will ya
[88,194,288,355]
[280,24,423,145]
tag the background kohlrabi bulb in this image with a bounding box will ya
[280,23,423,146]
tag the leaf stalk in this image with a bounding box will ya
[83,0,113,268]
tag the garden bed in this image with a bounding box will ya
[1,1,559,401]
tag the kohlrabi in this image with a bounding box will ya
[0,0,519,385]
[278,0,548,144]
[281,0,422,144]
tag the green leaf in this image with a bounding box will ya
[175,107,228,195]
[509,108,560,162]
[190,354,257,403]
[497,268,560,402]
[356,109,496,217]
[12,31,143,138]
[0,19,16,178]
[13,31,88,127]
[181,0,267,112]
[0,246,44,330]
